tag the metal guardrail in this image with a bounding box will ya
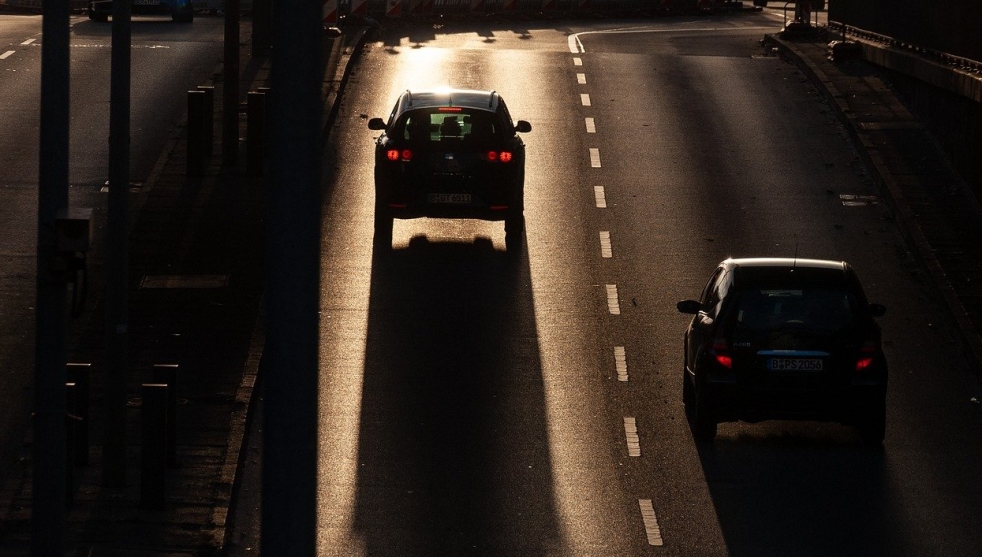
[830,20,982,76]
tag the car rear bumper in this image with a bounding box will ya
[703,378,886,425]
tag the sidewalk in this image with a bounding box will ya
[765,28,982,373]
[0,17,369,557]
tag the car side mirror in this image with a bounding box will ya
[368,118,387,131]
[869,303,886,318]
[677,300,701,315]
[514,120,532,133]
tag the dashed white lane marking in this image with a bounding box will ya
[614,346,628,381]
[577,72,587,84]
[594,186,607,208]
[606,284,620,315]
[580,93,591,106]
[589,148,601,168]
[600,231,612,259]
[639,499,665,546]
[0,51,14,60]
[624,417,641,456]
[20,38,36,46]
[568,34,585,53]
[573,57,583,66]
[585,117,596,133]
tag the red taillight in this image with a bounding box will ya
[485,151,513,163]
[386,148,412,162]
[712,338,732,369]
[856,340,878,372]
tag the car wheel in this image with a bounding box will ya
[857,398,886,446]
[505,214,524,257]
[373,207,393,252]
[689,382,717,440]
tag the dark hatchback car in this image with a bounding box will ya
[677,258,888,444]
[88,0,195,22]
[368,89,531,255]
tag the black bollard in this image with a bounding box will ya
[196,85,215,157]
[247,90,266,177]
[187,90,208,177]
[141,383,168,510]
[152,364,179,468]
[66,362,90,466]
[65,382,77,507]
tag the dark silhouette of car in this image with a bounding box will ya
[88,0,195,22]
[677,258,888,444]
[368,89,531,255]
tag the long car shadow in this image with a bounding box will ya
[695,428,910,557]
[352,235,565,555]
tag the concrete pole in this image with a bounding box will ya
[102,0,132,489]
[34,0,71,553]
[262,0,323,553]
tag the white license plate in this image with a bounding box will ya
[427,193,471,204]
[768,358,823,371]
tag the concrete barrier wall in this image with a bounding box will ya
[830,0,981,63]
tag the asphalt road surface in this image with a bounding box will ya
[310,11,982,557]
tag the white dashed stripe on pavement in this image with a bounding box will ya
[606,284,620,315]
[573,57,583,66]
[581,93,591,106]
[594,186,607,208]
[639,499,665,546]
[577,73,587,84]
[624,417,641,456]
[589,148,601,168]
[585,117,596,133]
[614,346,628,381]
[0,51,14,60]
[600,231,612,258]
[21,38,35,45]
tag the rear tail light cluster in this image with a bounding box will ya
[712,337,733,370]
[855,339,878,372]
[486,151,514,163]
[386,149,413,162]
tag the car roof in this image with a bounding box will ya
[397,89,501,112]
[721,258,858,290]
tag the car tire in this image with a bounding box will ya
[857,398,886,446]
[505,214,524,257]
[373,207,393,252]
[689,382,717,440]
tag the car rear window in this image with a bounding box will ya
[393,108,502,144]
[731,288,859,336]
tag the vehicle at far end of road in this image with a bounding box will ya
[88,0,195,22]
[368,88,532,256]
[677,258,888,444]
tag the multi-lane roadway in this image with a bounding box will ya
[314,11,982,556]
